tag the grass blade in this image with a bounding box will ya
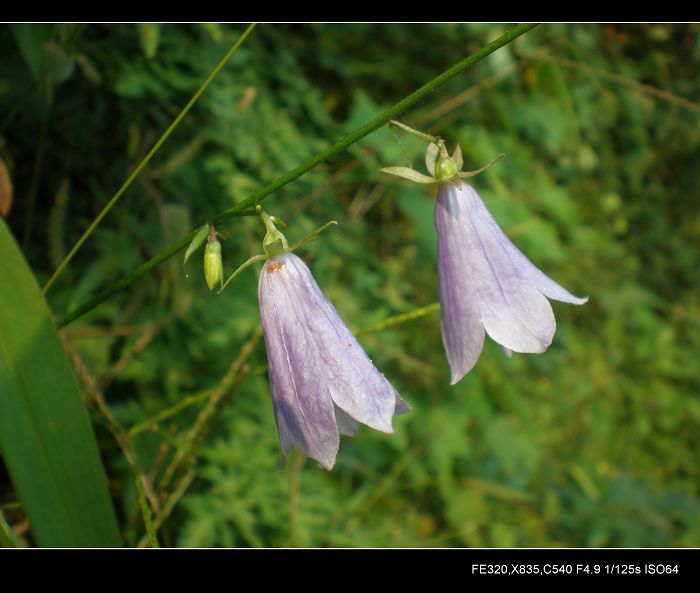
[0,220,121,547]
[0,510,21,548]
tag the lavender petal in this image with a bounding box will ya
[334,405,360,437]
[394,389,412,415]
[435,186,486,383]
[259,257,340,469]
[468,188,588,306]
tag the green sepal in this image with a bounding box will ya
[452,144,463,170]
[287,221,338,252]
[219,220,338,293]
[269,216,287,229]
[219,253,267,293]
[183,224,209,270]
[425,143,439,176]
[458,153,505,179]
[379,166,436,184]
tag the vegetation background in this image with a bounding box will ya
[1,23,699,547]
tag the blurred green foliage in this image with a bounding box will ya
[1,23,699,547]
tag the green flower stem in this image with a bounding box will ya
[353,302,441,336]
[56,211,257,328]
[0,510,21,548]
[388,119,439,142]
[56,23,538,329]
[213,23,538,220]
[127,388,214,438]
[42,23,257,295]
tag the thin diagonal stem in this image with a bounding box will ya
[353,302,441,336]
[42,23,257,295]
[158,326,261,493]
[537,51,700,114]
[56,210,257,328]
[56,23,539,328]
[214,23,538,219]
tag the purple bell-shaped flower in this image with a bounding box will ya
[221,210,409,469]
[381,129,587,384]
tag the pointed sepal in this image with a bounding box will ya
[379,166,436,184]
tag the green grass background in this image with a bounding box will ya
[1,23,699,547]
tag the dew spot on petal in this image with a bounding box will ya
[267,262,285,273]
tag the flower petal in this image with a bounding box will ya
[394,389,412,415]
[334,405,359,437]
[505,247,588,305]
[435,187,486,383]
[436,182,558,363]
[467,190,588,306]
[259,258,340,470]
[259,253,403,469]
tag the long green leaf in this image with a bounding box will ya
[0,220,121,547]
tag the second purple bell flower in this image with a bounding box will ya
[435,179,587,384]
[381,132,587,384]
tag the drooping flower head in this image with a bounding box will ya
[381,123,587,384]
[222,209,409,470]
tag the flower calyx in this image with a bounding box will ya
[379,120,504,187]
[218,206,337,293]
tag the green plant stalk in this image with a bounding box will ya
[42,23,257,295]
[213,23,538,220]
[57,210,257,328]
[0,510,21,548]
[22,115,49,249]
[134,472,159,548]
[353,302,440,336]
[56,23,538,329]
[128,388,214,437]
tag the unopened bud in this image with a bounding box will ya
[204,239,223,290]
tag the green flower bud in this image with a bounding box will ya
[204,239,223,290]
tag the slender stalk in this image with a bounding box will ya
[128,388,213,438]
[61,332,160,546]
[56,210,257,328]
[536,51,700,114]
[137,470,195,548]
[56,23,539,328]
[158,327,261,493]
[43,23,257,295]
[0,510,22,548]
[22,115,49,249]
[353,302,440,336]
[214,23,538,220]
[388,119,439,142]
